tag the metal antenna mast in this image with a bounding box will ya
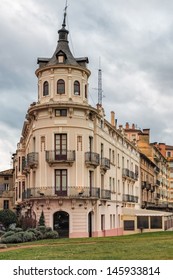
[98,58,103,105]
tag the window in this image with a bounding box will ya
[124,220,135,231]
[150,216,162,229]
[55,169,67,196]
[43,81,49,96]
[55,134,67,160]
[3,200,9,210]
[109,149,111,162]
[4,176,9,181]
[57,79,65,94]
[74,81,80,95]
[4,184,9,191]
[101,215,105,231]
[167,151,171,157]
[55,109,67,116]
[137,216,149,229]
[85,84,87,98]
[89,136,93,152]
[117,153,120,167]
[77,136,82,151]
[112,150,115,164]
[109,177,112,190]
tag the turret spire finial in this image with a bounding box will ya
[62,0,68,28]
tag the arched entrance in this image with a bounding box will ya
[88,211,93,237]
[53,211,69,238]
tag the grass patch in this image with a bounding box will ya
[0,231,173,260]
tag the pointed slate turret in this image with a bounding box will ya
[37,7,88,68]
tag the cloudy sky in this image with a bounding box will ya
[1,0,173,170]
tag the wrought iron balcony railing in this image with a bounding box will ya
[46,150,75,165]
[100,158,110,170]
[22,186,113,201]
[22,186,101,200]
[27,152,39,168]
[85,152,100,167]
[123,194,138,203]
[122,169,138,181]
[101,189,111,199]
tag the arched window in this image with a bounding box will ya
[57,79,65,94]
[74,80,80,95]
[85,84,87,99]
[43,81,49,96]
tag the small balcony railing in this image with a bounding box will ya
[101,189,111,200]
[100,158,110,170]
[123,169,138,180]
[123,194,138,203]
[155,180,161,186]
[46,150,75,165]
[85,152,100,167]
[155,193,160,199]
[27,152,39,168]
[22,153,38,172]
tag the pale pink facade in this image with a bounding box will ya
[13,11,141,238]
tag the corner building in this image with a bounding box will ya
[14,12,140,238]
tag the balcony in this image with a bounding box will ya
[122,169,138,181]
[22,152,39,173]
[22,186,100,200]
[27,152,39,168]
[155,193,160,199]
[46,150,75,166]
[85,152,100,168]
[101,189,111,200]
[100,158,110,171]
[155,180,161,186]
[123,194,138,203]
[154,166,160,173]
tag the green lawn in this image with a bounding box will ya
[0,231,173,260]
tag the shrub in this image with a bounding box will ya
[2,231,15,238]
[1,234,23,244]
[43,230,59,239]
[18,216,36,230]
[37,226,47,234]
[45,227,52,232]
[0,210,17,229]
[38,210,45,226]
[13,227,23,233]
[23,231,37,242]
[27,228,43,240]
[0,230,5,237]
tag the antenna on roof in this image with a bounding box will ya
[98,57,103,105]
[62,0,68,27]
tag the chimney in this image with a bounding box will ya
[111,111,115,126]
[143,129,150,135]
[125,122,129,129]
[132,123,135,129]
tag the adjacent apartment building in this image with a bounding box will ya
[0,169,14,210]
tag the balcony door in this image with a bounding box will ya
[55,134,67,160]
[55,169,67,196]
[89,170,94,196]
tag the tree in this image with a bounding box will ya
[38,210,45,226]
[0,209,17,229]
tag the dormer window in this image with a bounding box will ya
[57,79,65,94]
[56,50,66,64]
[58,55,64,63]
[43,81,49,96]
[74,80,80,95]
